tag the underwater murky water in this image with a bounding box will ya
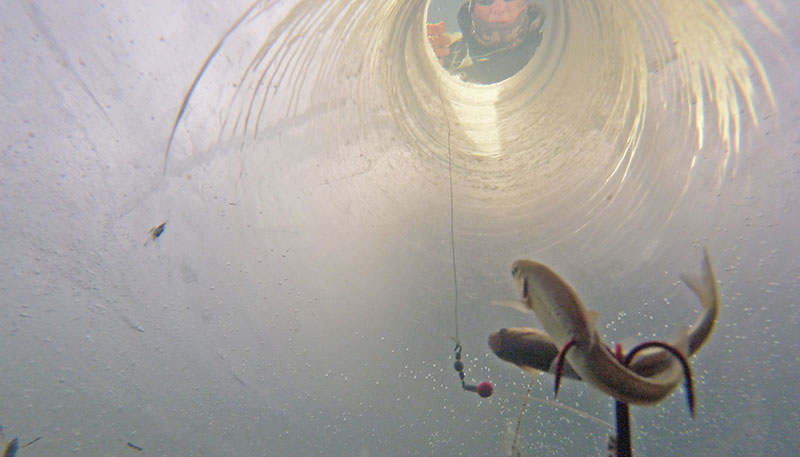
[1,0,798,456]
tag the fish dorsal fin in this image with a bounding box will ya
[491,299,532,314]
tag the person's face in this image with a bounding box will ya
[472,0,527,24]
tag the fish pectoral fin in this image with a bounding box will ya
[520,364,543,375]
[491,299,532,313]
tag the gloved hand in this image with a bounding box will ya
[426,21,451,64]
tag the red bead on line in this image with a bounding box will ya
[476,381,493,398]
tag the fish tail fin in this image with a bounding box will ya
[680,248,719,312]
[671,324,691,357]
[680,248,720,354]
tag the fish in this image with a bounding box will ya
[0,431,40,457]
[488,327,582,380]
[490,249,718,406]
[628,250,718,379]
[3,438,18,457]
[144,220,167,245]
[489,249,718,382]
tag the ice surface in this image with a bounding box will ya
[1,1,798,455]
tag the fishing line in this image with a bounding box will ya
[435,71,610,457]
[496,379,612,457]
[492,388,613,430]
[438,71,459,344]
[511,377,535,457]
[438,70,494,398]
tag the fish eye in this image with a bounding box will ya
[511,266,519,277]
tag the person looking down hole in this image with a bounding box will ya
[428,0,544,84]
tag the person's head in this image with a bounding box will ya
[471,0,527,24]
[469,0,529,48]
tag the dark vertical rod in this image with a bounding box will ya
[615,400,632,457]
